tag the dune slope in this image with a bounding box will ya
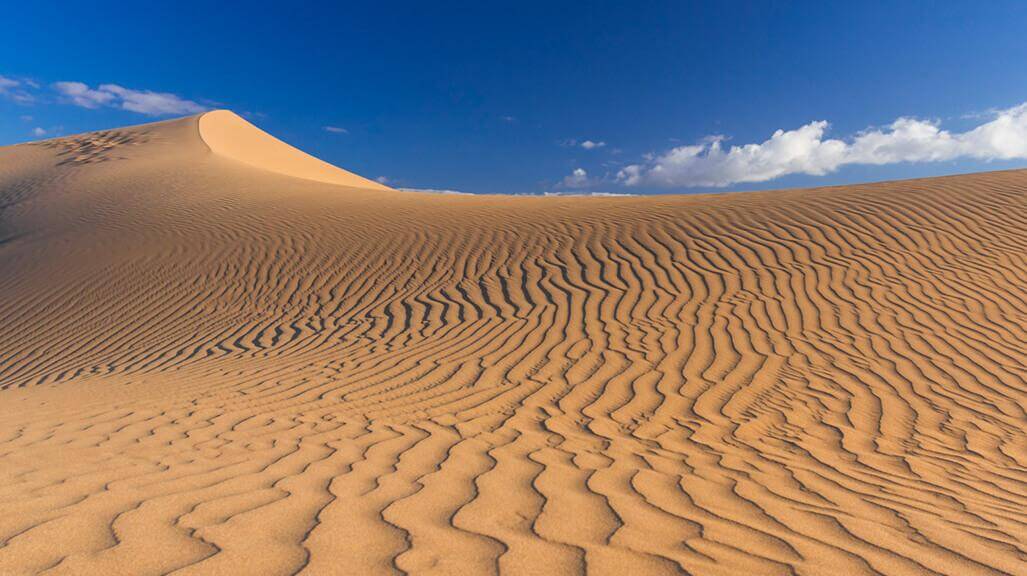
[0,112,1024,576]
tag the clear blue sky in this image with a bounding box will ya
[4,1,1027,194]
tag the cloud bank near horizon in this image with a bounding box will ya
[617,103,1027,188]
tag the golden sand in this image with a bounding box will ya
[0,112,1024,575]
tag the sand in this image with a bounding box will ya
[0,111,1024,576]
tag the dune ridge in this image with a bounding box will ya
[0,113,1024,575]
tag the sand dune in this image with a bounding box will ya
[0,111,1024,575]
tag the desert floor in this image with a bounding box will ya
[0,111,1024,575]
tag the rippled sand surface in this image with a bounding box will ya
[0,112,1024,575]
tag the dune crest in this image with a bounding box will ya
[0,114,1024,575]
[198,109,391,189]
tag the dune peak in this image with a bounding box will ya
[198,109,390,190]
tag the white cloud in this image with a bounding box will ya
[323,125,348,134]
[32,127,46,137]
[398,187,473,195]
[0,75,35,104]
[100,84,205,115]
[543,190,631,197]
[561,138,608,150]
[397,187,624,197]
[619,103,1027,188]
[561,167,591,189]
[375,176,390,184]
[53,81,205,115]
[52,81,115,108]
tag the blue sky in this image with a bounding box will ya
[3,1,1027,194]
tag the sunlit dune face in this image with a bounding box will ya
[198,110,392,190]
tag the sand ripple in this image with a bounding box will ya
[0,114,1024,575]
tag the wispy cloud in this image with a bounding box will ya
[561,138,608,150]
[53,82,114,108]
[619,102,1027,188]
[323,125,348,134]
[53,81,205,116]
[32,127,47,137]
[102,84,204,115]
[0,75,35,104]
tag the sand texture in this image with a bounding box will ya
[0,112,1024,575]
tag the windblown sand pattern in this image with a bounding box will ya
[31,129,156,166]
[0,112,1024,575]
